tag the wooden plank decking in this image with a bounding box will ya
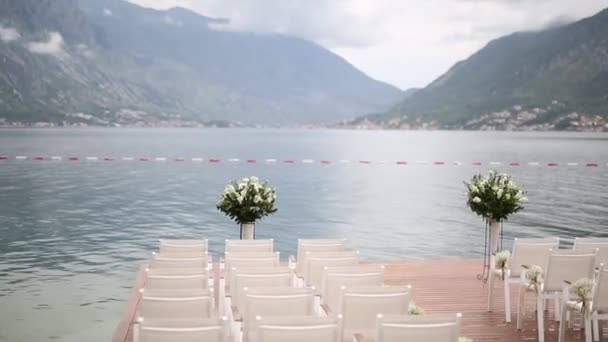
[113,258,603,342]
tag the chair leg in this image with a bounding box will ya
[593,315,599,342]
[517,287,526,330]
[537,295,545,342]
[504,281,511,323]
[558,306,568,342]
[555,297,561,322]
[487,269,494,312]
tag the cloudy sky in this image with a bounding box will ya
[129,0,607,90]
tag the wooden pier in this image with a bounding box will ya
[112,258,601,342]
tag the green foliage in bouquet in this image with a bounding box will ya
[217,176,277,224]
[464,171,526,221]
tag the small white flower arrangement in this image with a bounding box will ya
[495,250,511,279]
[570,278,594,313]
[464,171,526,222]
[216,176,277,224]
[408,303,425,315]
[526,265,543,293]
[458,337,473,342]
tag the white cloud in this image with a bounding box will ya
[0,24,21,42]
[103,8,114,16]
[128,0,608,89]
[26,32,65,56]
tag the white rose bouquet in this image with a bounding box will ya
[526,265,543,294]
[570,278,594,313]
[464,171,526,222]
[217,176,277,224]
[408,303,425,315]
[495,250,511,280]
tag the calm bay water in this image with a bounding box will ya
[0,128,607,341]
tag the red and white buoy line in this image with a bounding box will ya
[0,155,605,168]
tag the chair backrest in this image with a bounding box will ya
[255,315,343,342]
[296,239,346,277]
[544,250,597,292]
[509,239,557,278]
[153,251,209,259]
[305,251,360,288]
[138,291,214,321]
[224,252,281,286]
[225,239,274,253]
[159,239,208,254]
[148,257,208,269]
[242,287,315,335]
[593,265,608,312]
[230,267,294,311]
[145,273,209,291]
[145,267,209,276]
[134,317,228,342]
[338,286,411,338]
[322,265,385,311]
[376,313,462,342]
[574,238,608,268]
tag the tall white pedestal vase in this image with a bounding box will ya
[217,176,277,240]
[464,171,527,316]
[488,219,501,255]
[240,223,255,240]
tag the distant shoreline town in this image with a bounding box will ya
[2,108,606,132]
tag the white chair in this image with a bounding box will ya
[223,252,281,288]
[371,313,462,342]
[134,317,229,342]
[145,273,209,292]
[254,315,343,342]
[305,251,360,290]
[148,257,208,270]
[242,287,316,337]
[337,286,411,341]
[294,239,346,278]
[226,239,274,253]
[321,265,385,314]
[152,251,213,270]
[153,250,209,258]
[138,290,214,322]
[574,238,608,268]
[230,267,294,315]
[559,265,608,342]
[517,250,597,342]
[159,239,208,254]
[488,237,558,322]
[145,267,209,276]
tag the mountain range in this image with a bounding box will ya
[0,0,402,126]
[356,8,608,131]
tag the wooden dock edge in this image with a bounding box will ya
[111,264,147,342]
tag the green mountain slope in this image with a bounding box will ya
[0,0,402,126]
[360,8,608,130]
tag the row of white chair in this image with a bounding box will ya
[135,238,464,342]
[222,239,463,342]
[488,237,608,342]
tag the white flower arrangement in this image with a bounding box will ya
[464,171,526,222]
[217,176,277,224]
[526,265,543,293]
[458,337,473,342]
[570,278,594,313]
[408,303,425,315]
[495,250,511,279]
